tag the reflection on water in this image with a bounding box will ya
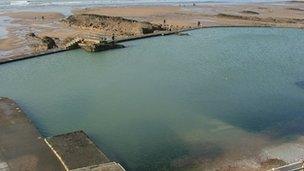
[0,28,304,170]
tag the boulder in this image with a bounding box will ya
[41,36,58,49]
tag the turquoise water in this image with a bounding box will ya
[1,28,304,170]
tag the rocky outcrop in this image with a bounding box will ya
[78,42,125,52]
[286,7,304,11]
[41,36,57,49]
[62,14,165,36]
[217,13,304,24]
[241,10,260,15]
[26,33,59,52]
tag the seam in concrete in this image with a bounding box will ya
[269,160,304,171]
[44,139,69,171]
[70,162,126,171]
[116,163,126,171]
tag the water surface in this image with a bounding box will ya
[1,28,304,170]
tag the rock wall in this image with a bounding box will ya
[26,33,59,52]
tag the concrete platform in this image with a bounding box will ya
[71,162,125,171]
[0,97,65,171]
[0,97,125,171]
[45,131,125,171]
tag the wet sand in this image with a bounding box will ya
[76,2,304,28]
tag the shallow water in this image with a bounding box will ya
[1,28,304,170]
[0,16,11,39]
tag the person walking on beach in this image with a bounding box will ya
[197,21,201,27]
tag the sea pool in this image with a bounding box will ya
[1,28,304,170]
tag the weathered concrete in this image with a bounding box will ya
[0,97,125,171]
[45,131,124,171]
[71,162,125,171]
[0,48,67,65]
[0,97,65,171]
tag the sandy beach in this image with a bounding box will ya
[75,3,304,28]
[0,12,66,58]
[1,1,304,59]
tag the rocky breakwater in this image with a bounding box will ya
[62,14,166,37]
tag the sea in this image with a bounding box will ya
[0,0,291,11]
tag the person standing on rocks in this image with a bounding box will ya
[112,34,115,46]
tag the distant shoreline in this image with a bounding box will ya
[0,1,296,17]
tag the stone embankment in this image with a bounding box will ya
[0,97,65,171]
[0,97,125,171]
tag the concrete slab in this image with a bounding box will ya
[71,162,125,171]
[0,97,65,171]
[45,131,113,170]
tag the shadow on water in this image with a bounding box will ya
[201,90,304,139]
[171,142,223,171]
[295,81,304,90]
[90,120,223,171]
